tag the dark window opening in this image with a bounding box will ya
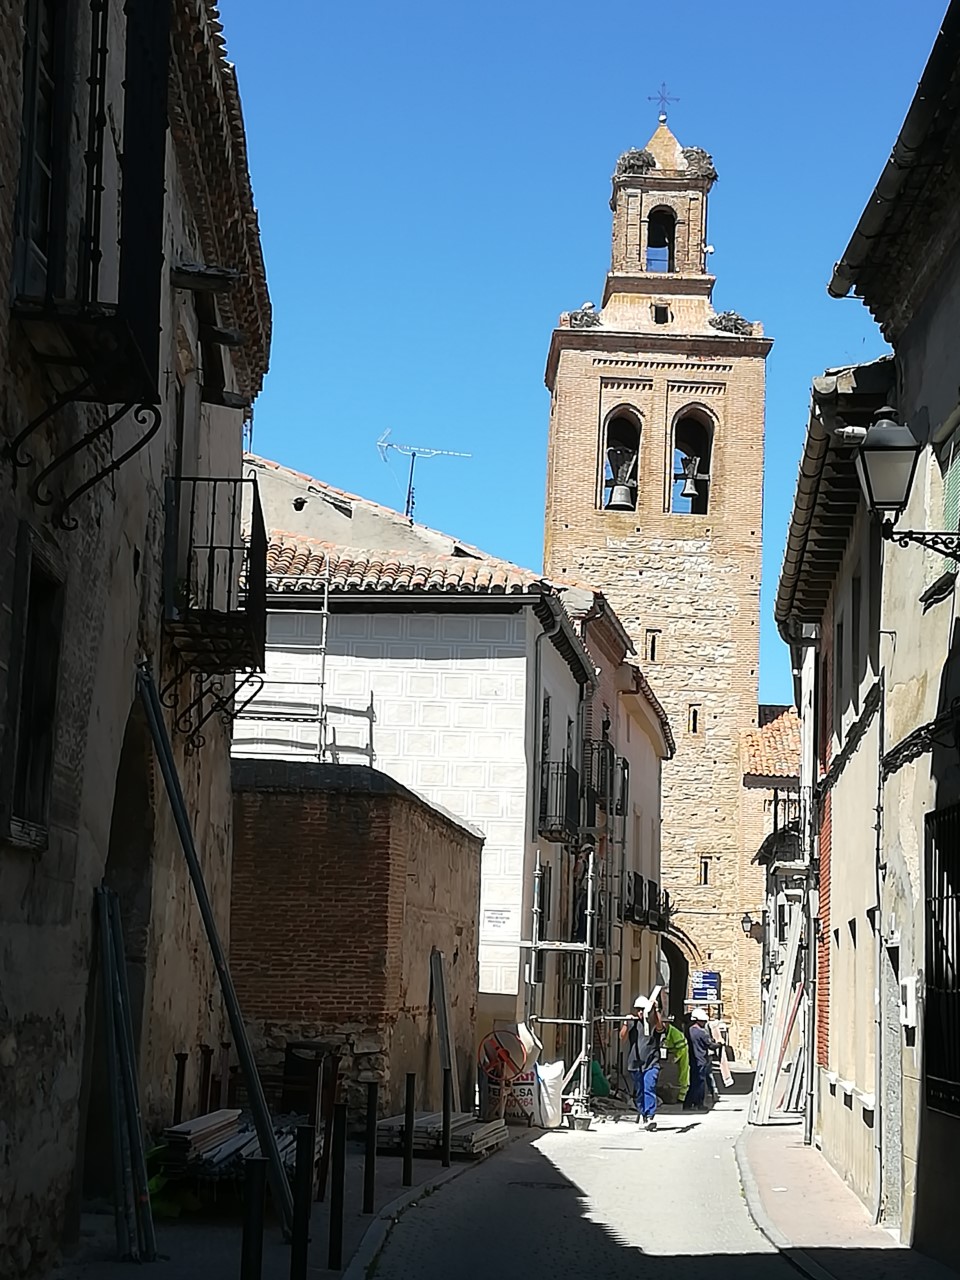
[645,629,661,662]
[12,554,63,828]
[834,618,844,737]
[699,857,710,886]
[646,208,676,273]
[671,414,712,514]
[851,575,862,712]
[534,861,552,984]
[539,692,552,818]
[15,0,69,298]
[603,413,640,511]
[653,304,670,325]
[688,705,701,735]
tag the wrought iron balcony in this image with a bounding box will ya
[625,875,668,931]
[582,739,616,825]
[538,761,581,843]
[163,475,267,675]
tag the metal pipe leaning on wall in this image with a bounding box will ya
[136,662,294,1235]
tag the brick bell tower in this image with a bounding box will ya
[543,114,773,1055]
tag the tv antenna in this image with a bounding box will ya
[376,429,471,522]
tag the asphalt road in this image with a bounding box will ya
[369,1095,799,1279]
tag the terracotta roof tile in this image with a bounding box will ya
[266,532,547,597]
[742,705,801,783]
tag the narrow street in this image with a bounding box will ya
[369,1094,793,1279]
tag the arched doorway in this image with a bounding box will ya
[75,702,155,1208]
[660,936,690,1023]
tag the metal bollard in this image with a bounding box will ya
[402,1072,416,1188]
[218,1041,231,1109]
[363,1081,378,1214]
[198,1043,213,1116]
[441,1068,452,1169]
[240,1157,267,1280]
[328,1103,347,1270]
[289,1124,315,1280]
[173,1052,188,1125]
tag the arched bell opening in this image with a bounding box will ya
[671,410,714,515]
[602,410,641,512]
[646,207,677,273]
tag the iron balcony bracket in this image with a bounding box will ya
[179,670,265,755]
[882,520,960,562]
[52,403,162,530]
[5,374,97,471]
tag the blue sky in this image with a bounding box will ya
[223,0,945,704]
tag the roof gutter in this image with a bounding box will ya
[774,397,831,641]
[828,2,960,298]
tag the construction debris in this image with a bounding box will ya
[377,1111,508,1158]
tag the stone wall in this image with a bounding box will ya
[0,7,266,1275]
[231,761,482,1120]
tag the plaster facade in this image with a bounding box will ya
[0,5,269,1274]
[542,121,772,1056]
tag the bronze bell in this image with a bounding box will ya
[680,474,699,500]
[608,484,635,510]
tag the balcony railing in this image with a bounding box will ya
[625,874,668,931]
[538,761,580,843]
[163,475,267,674]
[582,739,616,825]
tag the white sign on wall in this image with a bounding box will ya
[482,906,520,938]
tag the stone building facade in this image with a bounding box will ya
[231,760,483,1120]
[235,456,674,1070]
[0,4,269,1275]
[542,117,772,1055]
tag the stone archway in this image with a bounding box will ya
[75,702,155,1206]
[660,935,689,1023]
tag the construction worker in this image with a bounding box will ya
[619,995,664,1130]
[663,1020,690,1105]
[686,1008,719,1110]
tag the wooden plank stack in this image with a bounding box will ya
[162,1109,241,1170]
[377,1111,508,1159]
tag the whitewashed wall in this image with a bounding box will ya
[234,606,577,1006]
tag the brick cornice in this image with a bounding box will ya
[544,325,773,390]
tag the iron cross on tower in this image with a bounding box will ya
[648,82,679,121]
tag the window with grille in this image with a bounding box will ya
[926,804,960,1117]
[939,434,960,577]
[1,525,64,843]
[15,0,69,298]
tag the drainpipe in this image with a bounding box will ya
[800,632,820,1147]
[871,670,886,1222]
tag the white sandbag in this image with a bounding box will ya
[535,1060,566,1128]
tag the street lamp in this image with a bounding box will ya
[853,407,960,561]
[853,407,921,522]
[740,912,754,935]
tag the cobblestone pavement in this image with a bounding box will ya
[370,1094,797,1279]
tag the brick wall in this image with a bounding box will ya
[231,761,482,1118]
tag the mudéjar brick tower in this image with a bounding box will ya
[542,115,773,1057]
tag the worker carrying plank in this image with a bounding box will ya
[619,991,664,1131]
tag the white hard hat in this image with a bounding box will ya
[633,996,649,1010]
[691,1008,709,1022]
